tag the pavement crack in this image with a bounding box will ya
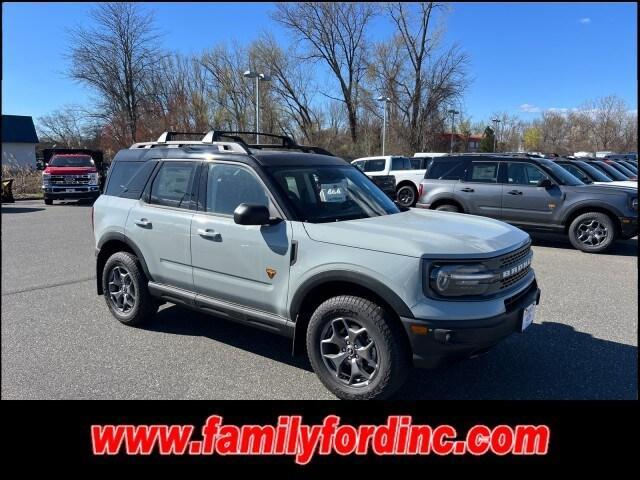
[2,276,96,296]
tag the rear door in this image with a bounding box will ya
[454,160,503,218]
[501,161,564,226]
[125,160,200,290]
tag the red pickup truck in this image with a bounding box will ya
[40,149,104,205]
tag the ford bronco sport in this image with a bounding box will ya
[93,131,541,400]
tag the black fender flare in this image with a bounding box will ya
[288,270,415,321]
[429,193,467,212]
[96,232,154,294]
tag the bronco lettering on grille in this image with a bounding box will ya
[501,257,531,279]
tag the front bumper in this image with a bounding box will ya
[619,216,638,238]
[43,186,100,200]
[401,279,541,369]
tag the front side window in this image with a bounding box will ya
[206,163,270,215]
[149,161,198,209]
[267,165,399,223]
[467,162,499,183]
[506,163,550,185]
[558,163,591,183]
[410,158,425,169]
[364,159,386,172]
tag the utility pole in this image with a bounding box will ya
[243,70,271,143]
[377,96,391,155]
[448,109,459,154]
[491,118,501,152]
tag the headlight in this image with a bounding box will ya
[89,172,99,185]
[429,264,497,297]
[42,173,51,185]
[632,198,638,210]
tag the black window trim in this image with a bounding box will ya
[503,161,552,186]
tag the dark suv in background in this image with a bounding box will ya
[416,155,638,253]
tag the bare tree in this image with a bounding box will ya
[38,105,93,148]
[67,3,164,143]
[274,2,377,143]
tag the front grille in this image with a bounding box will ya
[497,243,532,290]
[50,175,90,185]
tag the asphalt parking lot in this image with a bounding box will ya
[1,200,637,399]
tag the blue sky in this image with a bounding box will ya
[2,2,637,125]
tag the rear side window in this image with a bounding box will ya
[105,161,154,197]
[149,161,198,209]
[364,159,386,172]
[467,162,499,183]
[410,158,425,169]
[391,157,411,170]
[425,159,467,180]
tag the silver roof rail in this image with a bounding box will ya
[128,131,250,154]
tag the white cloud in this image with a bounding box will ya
[579,17,591,24]
[520,103,541,113]
[547,107,569,114]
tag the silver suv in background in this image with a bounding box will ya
[416,155,638,253]
[93,132,541,400]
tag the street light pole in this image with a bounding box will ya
[491,118,501,152]
[447,109,459,154]
[377,96,391,155]
[243,70,271,143]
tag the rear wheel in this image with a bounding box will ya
[396,184,417,208]
[306,295,411,400]
[568,212,617,253]
[435,203,461,213]
[102,251,157,325]
[44,198,53,205]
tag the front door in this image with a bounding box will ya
[501,161,564,226]
[455,160,503,218]
[190,162,292,317]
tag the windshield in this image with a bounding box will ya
[610,162,636,177]
[49,155,95,167]
[538,159,583,186]
[574,161,614,182]
[594,161,629,181]
[267,165,400,223]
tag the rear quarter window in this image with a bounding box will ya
[425,159,467,180]
[104,161,156,197]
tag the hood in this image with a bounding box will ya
[44,166,96,175]
[566,184,637,196]
[593,181,637,190]
[302,209,530,259]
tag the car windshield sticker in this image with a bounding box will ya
[319,181,347,202]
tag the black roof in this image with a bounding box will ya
[1,115,39,143]
[113,145,348,168]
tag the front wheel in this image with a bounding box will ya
[44,198,53,205]
[306,295,411,400]
[396,185,417,208]
[435,203,461,213]
[568,212,617,253]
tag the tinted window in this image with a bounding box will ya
[410,158,425,169]
[609,162,636,176]
[353,161,365,172]
[105,161,146,196]
[119,161,157,199]
[364,159,386,172]
[206,163,270,215]
[425,158,467,180]
[149,162,198,209]
[391,157,410,170]
[537,159,583,185]
[592,162,627,181]
[507,163,550,185]
[50,155,94,167]
[468,162,499,183]
[573,161,613,182]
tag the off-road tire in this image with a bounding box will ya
[568,212,617,253]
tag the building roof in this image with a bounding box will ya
[2,115,39,144]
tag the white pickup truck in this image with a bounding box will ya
[352,154,447,207]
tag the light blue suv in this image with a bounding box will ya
[93,131,541,400]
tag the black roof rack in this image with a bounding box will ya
[208,131,335,156]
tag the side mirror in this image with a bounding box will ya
[537,178,554,188]
[234,203,277,226]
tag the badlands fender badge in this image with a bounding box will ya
[266,268,277,279]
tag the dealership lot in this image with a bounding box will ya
[1,200,637,399]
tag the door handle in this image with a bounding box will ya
[197,228,221,240]
[507,190,523,195]
[460,188,474,192]
[135,218,152,228]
